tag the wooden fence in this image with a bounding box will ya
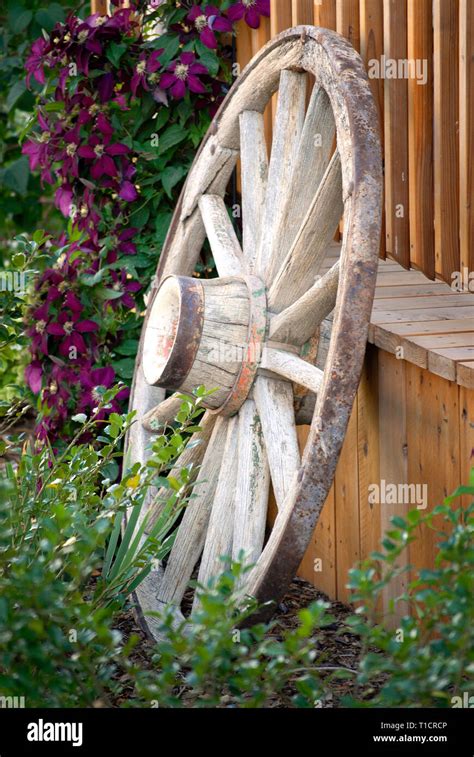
[237,0,473,285]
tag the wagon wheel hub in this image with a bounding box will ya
[143,273,268,416]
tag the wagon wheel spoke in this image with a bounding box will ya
[192,415,239,611]
[260,347,324,395]
[198,194,247,277]
[232,399,271,583]
[265,84,336,284]
[155,416,228,607]
[239,110,268,268]
[143,411,217,537]
[141,391,185,431]
[253,376,300,510]
[267,150,343,312]
[255,69,307,279]
[268,259,340,345]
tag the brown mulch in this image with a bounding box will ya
[112,577,385,708]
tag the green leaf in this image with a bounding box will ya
[0,156,29,195]
[6,80,27,110]
[71,414,87,424]
[158,124,188,155]
[161,165,185,198]
[106,42,128,68]
[114,339,139,356]
[154,35,180,68]
[129,205,150,228]
[35,4,65,32]
[112,358,135,380]
[195,40,220,77]
[9,8,33,33]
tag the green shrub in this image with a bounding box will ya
[132,563,339,709]
[345,477,474,707]
[0,388,205,706]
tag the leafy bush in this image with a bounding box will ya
[346,478,474,707]
[0,388,206,706]
[132,563,335,708]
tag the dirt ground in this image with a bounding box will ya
[112,577,384,708]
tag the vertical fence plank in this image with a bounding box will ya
[297,428,337,598]
[360,0,385,258]
[251,18,273,147]
[334,401,360,603]
[378,352,408,625]
[383,0,409,268]
[433,0,459,282]
[459,386,474,507]
[407,0,434,279]
[406,366,460,575]
[358,346,381,566]
[314,0,337,30]
[91,0,108,13]
[459,0,474,277]
[292,0,314,25]
[336,0,360,52]
[270,1,294,120]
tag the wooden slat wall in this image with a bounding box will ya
[298,350,473,613]
[236,0,473,284]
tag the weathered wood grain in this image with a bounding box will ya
[239,110,268,268]
[193,415,239,608]
[232,400,270,575]
[157,417,229,606]
[268,151,343,311]
[256,69,307,278]
[198,194,246,277]
[269,260,339,344]
[253,376,301,509]
[259,347,324,395]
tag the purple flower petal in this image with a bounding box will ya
[188,75,207,94]
[78,145,96,159]
[245,7,261,28]
[75,319,99,333]
[160,72,176,89]
[97,72,114,102]
[118,181,138,201]
[25,361,43,394]
[171,79,186,98]
[107,143,130,156]
[47,322,66,336]
[227,4,245,22]
[200,28,217,49]
[189,61,209,75]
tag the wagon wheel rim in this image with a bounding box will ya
[126,26,382,639]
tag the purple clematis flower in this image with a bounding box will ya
[160,52,208,98]
[187,5,232,49]
[46,310,98,358]
[78,364,129,419]
[227,0,270,29]
[25,37,49,86]
[78,133,129,179]
[27,303,51,355]
[131,49,163,96]
[106,269,141,309]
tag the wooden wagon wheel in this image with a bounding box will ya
[126,26,382,639]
